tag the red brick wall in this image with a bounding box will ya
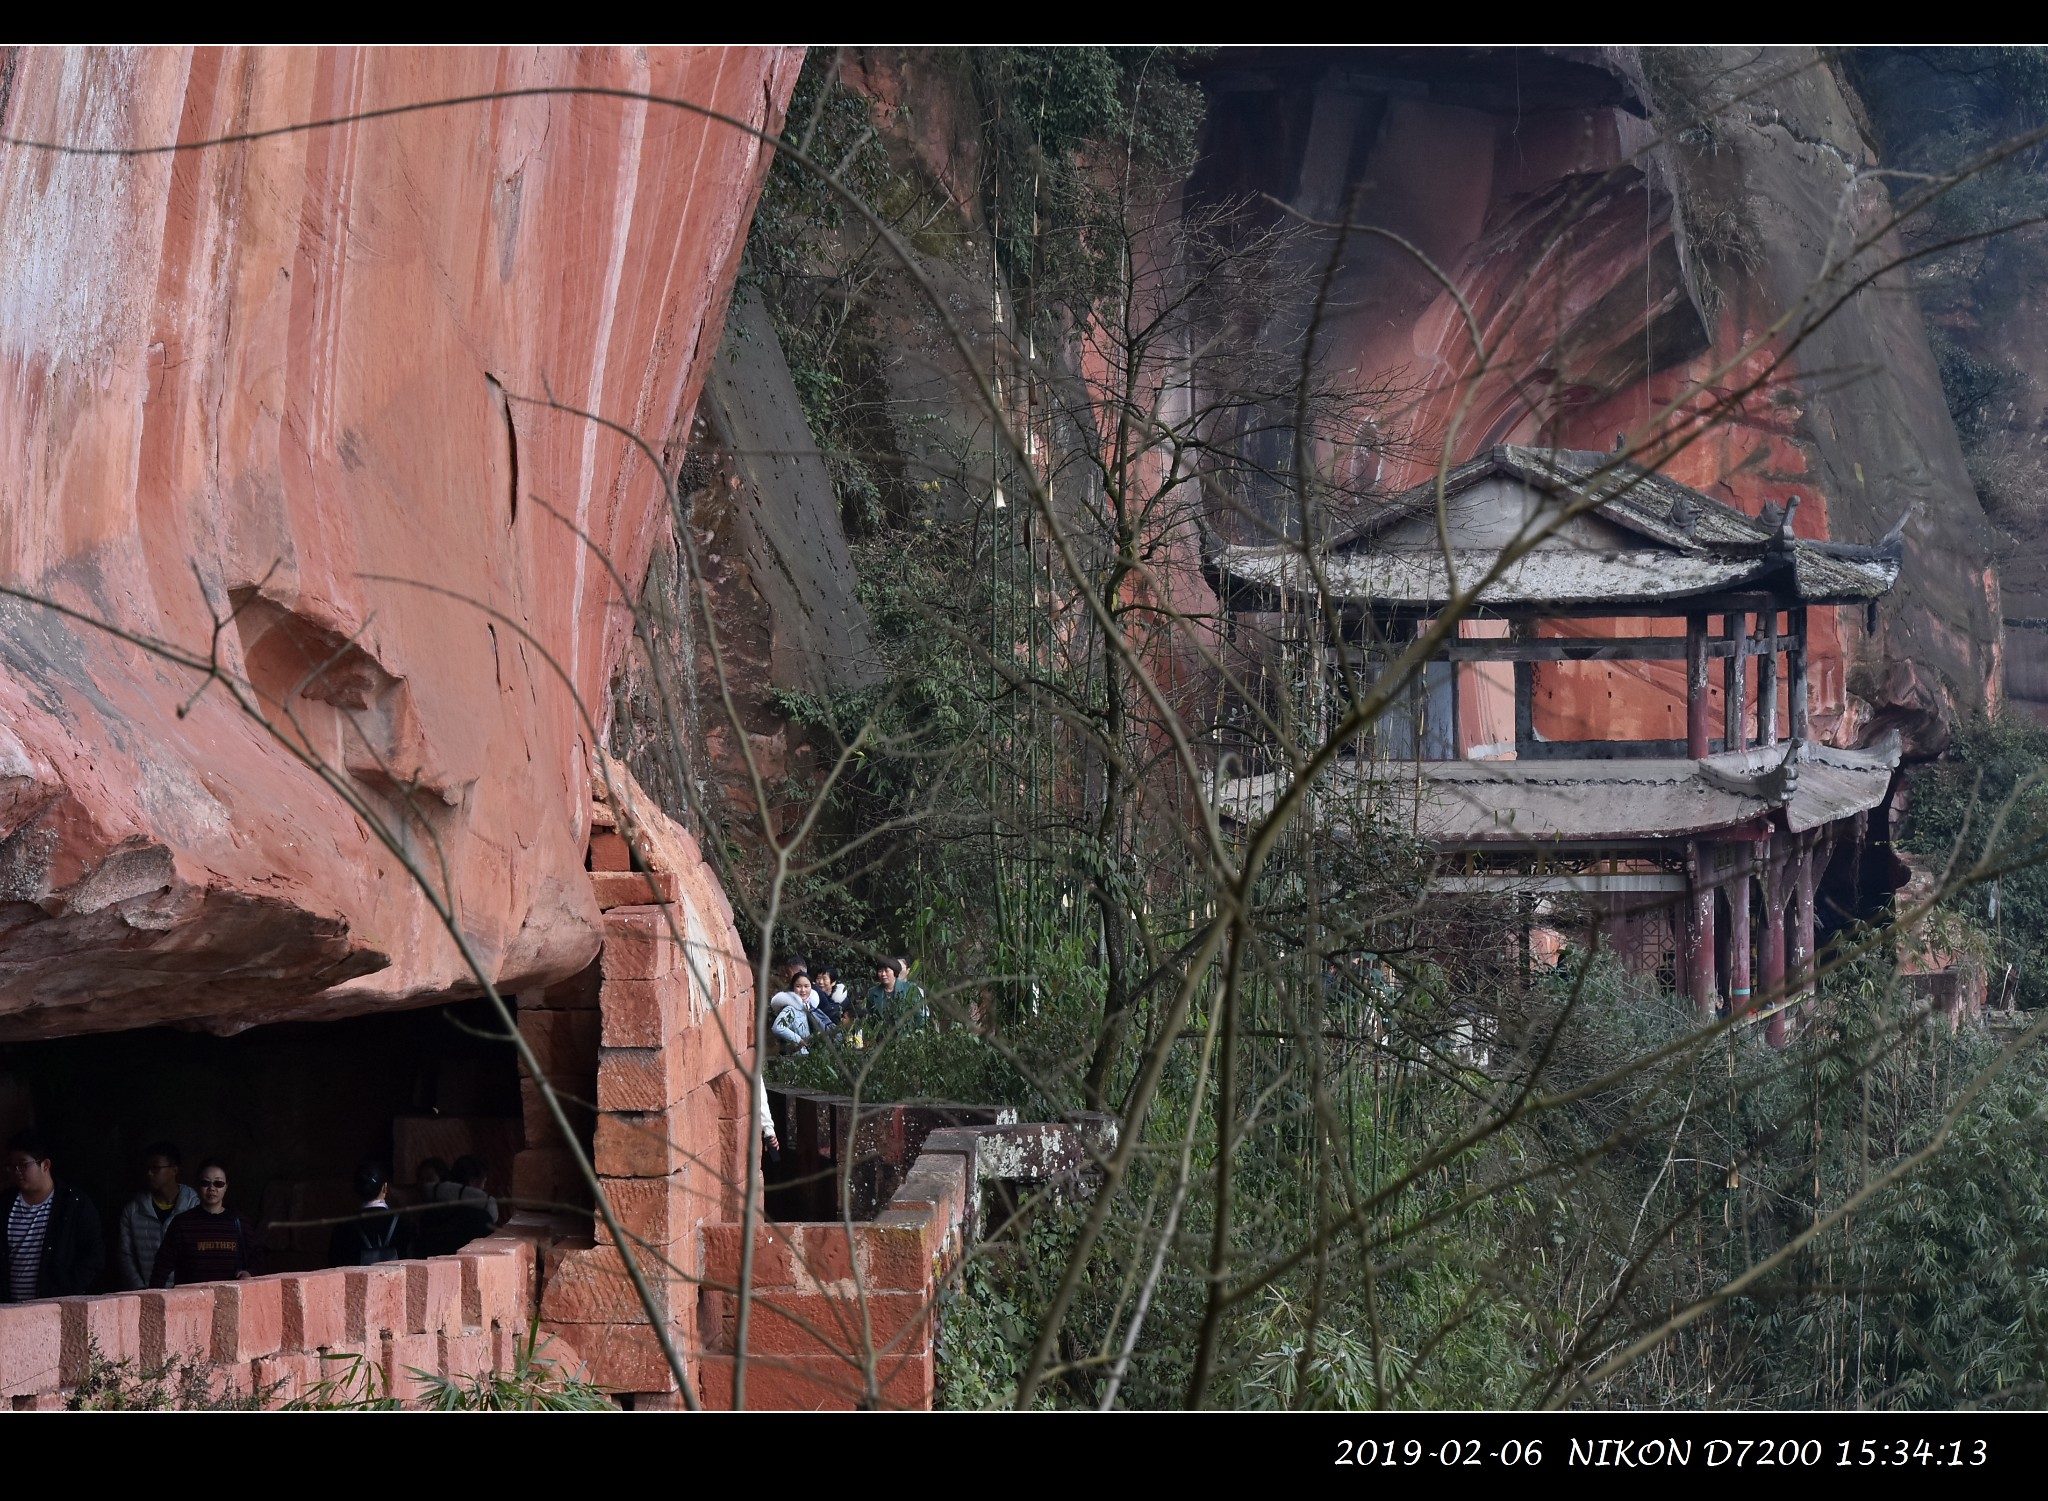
[695,1141,972,1410]
[0,1234,537,1409]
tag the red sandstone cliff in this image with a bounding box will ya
[0,47,801,1039]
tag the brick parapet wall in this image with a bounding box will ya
[695,1147,969,1410]
[695,1113,1116,1410]
[0,1234,539,1409]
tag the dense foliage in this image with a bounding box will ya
[970,47,1206,305]
[910,947,2048,1409]
[1901,713,2048,1009]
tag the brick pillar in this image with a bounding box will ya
[550,887,759,1405]
[546,902,696,1400]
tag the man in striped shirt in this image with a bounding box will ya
[3,1128,104,1302]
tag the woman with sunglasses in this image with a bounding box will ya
[148,1158,260,1287]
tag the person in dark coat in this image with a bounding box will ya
[149,1158,260,1287]
[3,1127,105,1301]
[115,1139,199,1291]
[811,967,848,1027]
[330,1158,417,1267]
[423,1155,498,1256]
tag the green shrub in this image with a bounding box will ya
[1901,712,2048,1008]
[67,1341,277,1411]
[413,1322,616,1411]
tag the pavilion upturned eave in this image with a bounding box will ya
[1210,739,1896,849]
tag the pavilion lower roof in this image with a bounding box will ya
[1212,740,1897,846]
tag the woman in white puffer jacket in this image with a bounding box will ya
[769,973,818,1054]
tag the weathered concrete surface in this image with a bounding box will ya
[0,46,801,1038]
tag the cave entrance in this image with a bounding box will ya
[0,997,527,1278]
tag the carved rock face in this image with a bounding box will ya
[0,46,800,1038]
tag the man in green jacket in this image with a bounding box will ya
[863,961,899,1028]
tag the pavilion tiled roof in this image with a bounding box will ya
[1208,446,1900,610]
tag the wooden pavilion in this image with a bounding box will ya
[1205,446,1904,1040]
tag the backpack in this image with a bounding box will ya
[357,1212,402,1265]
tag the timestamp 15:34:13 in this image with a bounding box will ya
[1839,1439,1986,1467]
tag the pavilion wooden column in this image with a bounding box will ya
[1687,840,1718,1017]
[1686,613,1710,758]
[1763,836,1790,1046]
[1512,619,1534,758]
[1788,606,1810,743]
[1725,610,1749,753]
[1793,830,1818,996]
[1728,845,1753,1013]
[1759,611,1780,747]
